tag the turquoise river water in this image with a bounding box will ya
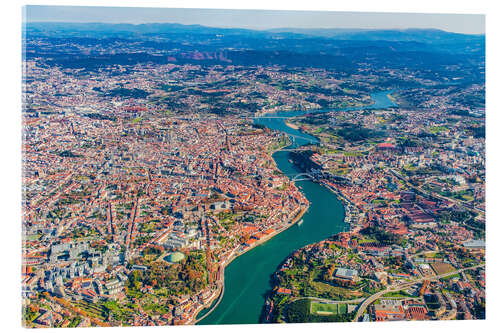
[198,91,396,325]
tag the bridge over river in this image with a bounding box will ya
[197,91,397,325]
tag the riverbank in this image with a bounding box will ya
[287,158,354,233]
[254,98,375,118]
[320,180,362,232]
[282,112,363,232]
[190,141,311,324]
[285,121,299,130]
[196,92,393,325]
[387,93,397,104]
[191,205,309,324]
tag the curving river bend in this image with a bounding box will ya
[197,91,396,325]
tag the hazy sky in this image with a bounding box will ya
[24,5,485,34]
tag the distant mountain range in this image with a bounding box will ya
[24,22,484,42]
[24,22,485,56]
[268,27,484,43]
[23,22,484,83]
[24,22,274,37]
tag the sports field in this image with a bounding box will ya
[430,262,455,275]
[310,301,348,316]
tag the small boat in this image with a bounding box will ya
[297,219,304,226]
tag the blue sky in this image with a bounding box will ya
[24,5,485,34]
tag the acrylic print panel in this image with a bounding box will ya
[21,4,485,328]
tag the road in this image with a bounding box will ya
[389,168,484,216]
[352,263,484,321]
[192,281,224,324]
[289,296,366,305]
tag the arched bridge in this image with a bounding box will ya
[287,133,317,145]
[290,173,315,182]
[273,134,318,153]
[277,146,312,152]
[287,172,351,184]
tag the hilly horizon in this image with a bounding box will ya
[23,21,484,83]
[24,21,484,38]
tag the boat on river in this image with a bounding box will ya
[198,91,394,325]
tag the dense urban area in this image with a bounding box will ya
[22,21,485,327]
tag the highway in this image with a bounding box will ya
[389,168,484,216]
[352,263,484,321]
[290,296,365,305]
[193,280,225,324]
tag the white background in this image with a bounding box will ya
[2,1,497,333]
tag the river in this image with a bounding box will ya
[197,91,396,325]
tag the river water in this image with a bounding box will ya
[198,91,396,325]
